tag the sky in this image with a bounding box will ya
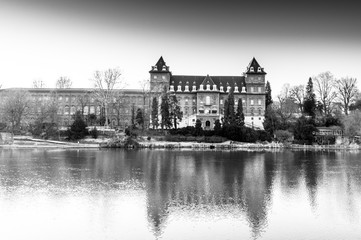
[1,0,361,96]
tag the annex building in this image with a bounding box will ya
[150,56,267,130]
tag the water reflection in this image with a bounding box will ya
[1,149,361,239]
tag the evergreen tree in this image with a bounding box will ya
[135,108,144,129]
[194,119,203,136]
[160,91,171,129]
[263,105,280,136]
[223,88,236,126]
[303,77,316,118]
[130,104,136,129]
[214,119,222,135]
[169,94,183,129]
[67,111,88,140]
[265,81,273,108]
[236,98,245,127]
[293,116,317,144]
[151,97,159,129]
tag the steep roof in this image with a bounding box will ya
[201,75,215,86]
[170,75,246,92]
[149,56,170,73]
[246,57,266,75]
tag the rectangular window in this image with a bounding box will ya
[205,96,211,105]
[258,99,262,105]
[251,100,254,105]
[258,87,262,92]
[250,87,254,92]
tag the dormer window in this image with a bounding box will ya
[185,85,189,92]
[177,85,182,92]
[162,65,167,71]
[192,85,196,91]
[250,67,254,72]
[242,86,246,93]
[227,86,231,92]
[234,85,239,93]
[220,86,224,92]
[257,67,261,72]
[170,85,175,92]
[199,84,204,91]
[213,84,217,91]
[206,84,211,91]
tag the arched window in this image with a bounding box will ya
[84,106,89,115]
[64,105,70,115]
[206,121,211,127]
[70,106,76,115]
[90,106,95,114]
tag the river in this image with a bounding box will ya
[1,149,361,239]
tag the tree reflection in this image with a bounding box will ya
[2,149,361,239]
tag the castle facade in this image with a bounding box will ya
[149,57,267,130]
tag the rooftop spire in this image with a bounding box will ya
[149,56,170,73]
[246,57,266,75]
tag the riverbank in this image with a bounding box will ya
[2,136,360,151]
[101,136,361,150]
[0,136,100,149]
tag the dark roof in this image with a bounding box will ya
[149,56,170,73]
[246,57,266,75]
[170,75,246,92]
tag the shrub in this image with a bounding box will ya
[274,130,293,143]
[89,127,99,139]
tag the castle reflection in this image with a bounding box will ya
[1,149,361,239]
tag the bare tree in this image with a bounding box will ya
[30,92,59,137]
[1,90,32,135]
[75,92,90,117]
[335,77,358,115]
[112,92,127,128]
[138,79,152,128]
[33,79,46,88]
[56,76,72,89]
[90,68,123,128]
[276,84,298,127]
[342,110,361,138]
[290,85,305,112]
[314,71,337,116]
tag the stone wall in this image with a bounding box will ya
[0,132,13,144]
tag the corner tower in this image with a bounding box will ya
[245,57,266,87]
[149,56,171,93]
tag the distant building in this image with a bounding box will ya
[149,56,267,129]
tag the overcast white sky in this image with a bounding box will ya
[1,0,360,96]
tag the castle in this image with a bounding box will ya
[149,56,267,129]
[0,56,267,130]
